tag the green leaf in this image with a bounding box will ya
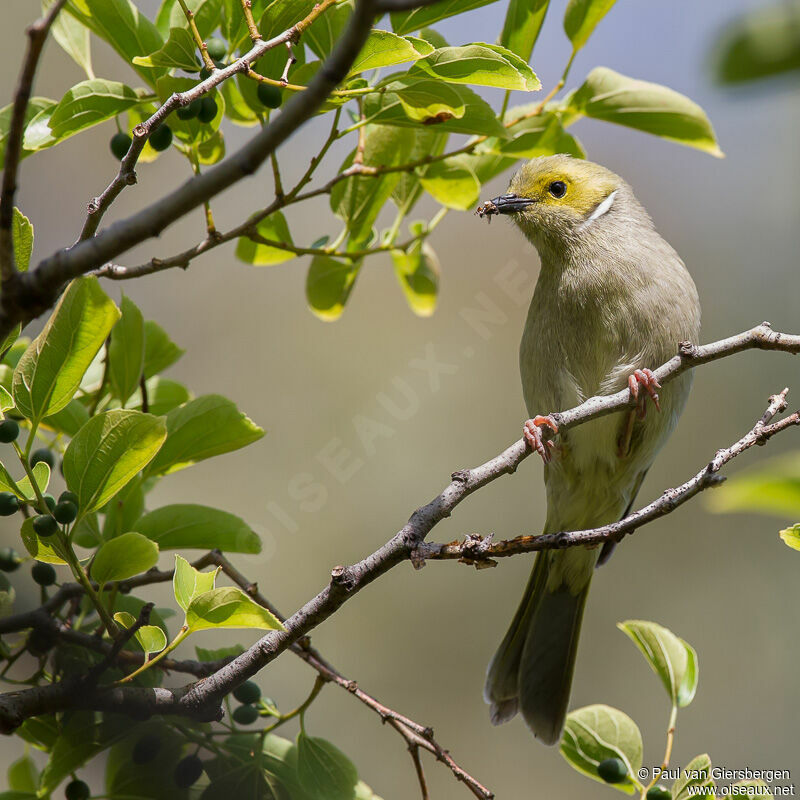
[133,27,202,70]
[198,131,225,165]
[673,754,715,800]
[0,386,13,412]
[391,129,448,213]
[501,0,548,63]
[91,532,159,585]
[16,462,51,501]
[20,516,69,565]
[364,75,509,139]
[731,780,772,799]
[560,704,642,794]
[146,394,263,475]
[706,452,800,517]
[20,101,59,153]
[411,43,540,90]
[195,643,244,662]
[306,256,361,322]
[66,0,165,85]
[105,722,191,800]
[109,294,145,406]
[113,611,168,656]
[44,0,94,78]
[43,399,90,437]
[136,504,261,553]
[305,0,352,59]
[349,30,426,75]
[235,212,296,266]
[185,586,284,632]
[418,157,480,210]
[390,0,501,36]
[392,236,439,317]
[481,107,585,160]
[101,477,144,540]
[63,409,167,513]
[779,524,800,551]
[297,733,358,800]
[12,208,33,273]
[567,67,723,157]
[331,124,417,242]
[48,79,142,142]
[200,756,284,800]
[164,0,224,39]
[12,277,120,424]
[714,3,800,85]
[173,554,219,611]
[564,0,616,50]
[38,711,128,795]
[143,320,184,378]
[7,756,38,793]
[0,97,56,167]
[618,620,698,707]
[133,376,190,416]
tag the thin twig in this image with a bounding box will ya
[0,0,68,280]
[239,0,262,42]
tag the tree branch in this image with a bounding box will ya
[0,0,68,280]
[0,326,797,779]
[0,0,376,339]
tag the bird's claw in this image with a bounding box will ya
[523,415,559,464]
[628,368,661,419]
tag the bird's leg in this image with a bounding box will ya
[627,368,661,419]
[523,415,559,464]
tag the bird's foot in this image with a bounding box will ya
[523,415,559,464]
[628,368,661,419]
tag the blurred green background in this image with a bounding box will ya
[2,0,799,796]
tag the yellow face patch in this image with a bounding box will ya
[508,156,620,219]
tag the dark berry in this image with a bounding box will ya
[0,547,20,572]
[59,491,79,506]
[647,787,672,800]
[233,680,261,705]
[43,494,56,512]
[32,562,57,586]
[54,501,77,524]
[132,734,162,764]
[256,83,282,109]
[110,132,132,160]
[213,59,225,70]
[149,125,173,152]
[31,448,56,470]
[205,38,226,61]
[64,779,90,800]
[597,758,628,784]
[0,419,19,442]
[232,704,259,725]
[199,66,212,80]
[33,515,59,537]
[0,491,19,516]
[27,627,56,656]
[174,755,203,788]
[176,98,202,120]
[197,96,218,124]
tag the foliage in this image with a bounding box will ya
[0,0,735,797]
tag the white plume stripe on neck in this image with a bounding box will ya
[579,189,618,230]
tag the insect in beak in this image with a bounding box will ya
[476,194,536,219]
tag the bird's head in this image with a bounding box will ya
[478,155,630,256]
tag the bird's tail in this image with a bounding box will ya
[484,546,595,745]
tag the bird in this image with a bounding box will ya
[478,155,701,745]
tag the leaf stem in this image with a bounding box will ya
[641,702,678,798]
[177,0,216,72]
[115,625,190,684]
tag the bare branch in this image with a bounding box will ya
[0,0,68,280]
[0,325,797,761]
[418,389,799,565]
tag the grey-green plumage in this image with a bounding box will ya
[483,156,701,745]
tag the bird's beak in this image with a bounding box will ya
[490,194,536,214]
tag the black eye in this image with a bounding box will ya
[548,180,567,198]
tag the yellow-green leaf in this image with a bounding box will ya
[92,532,159,585]
[186,586,284,632]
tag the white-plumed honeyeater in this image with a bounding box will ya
[480,155,701,745]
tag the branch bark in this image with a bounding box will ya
[0,0,378,338]
[0,324,797,738]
